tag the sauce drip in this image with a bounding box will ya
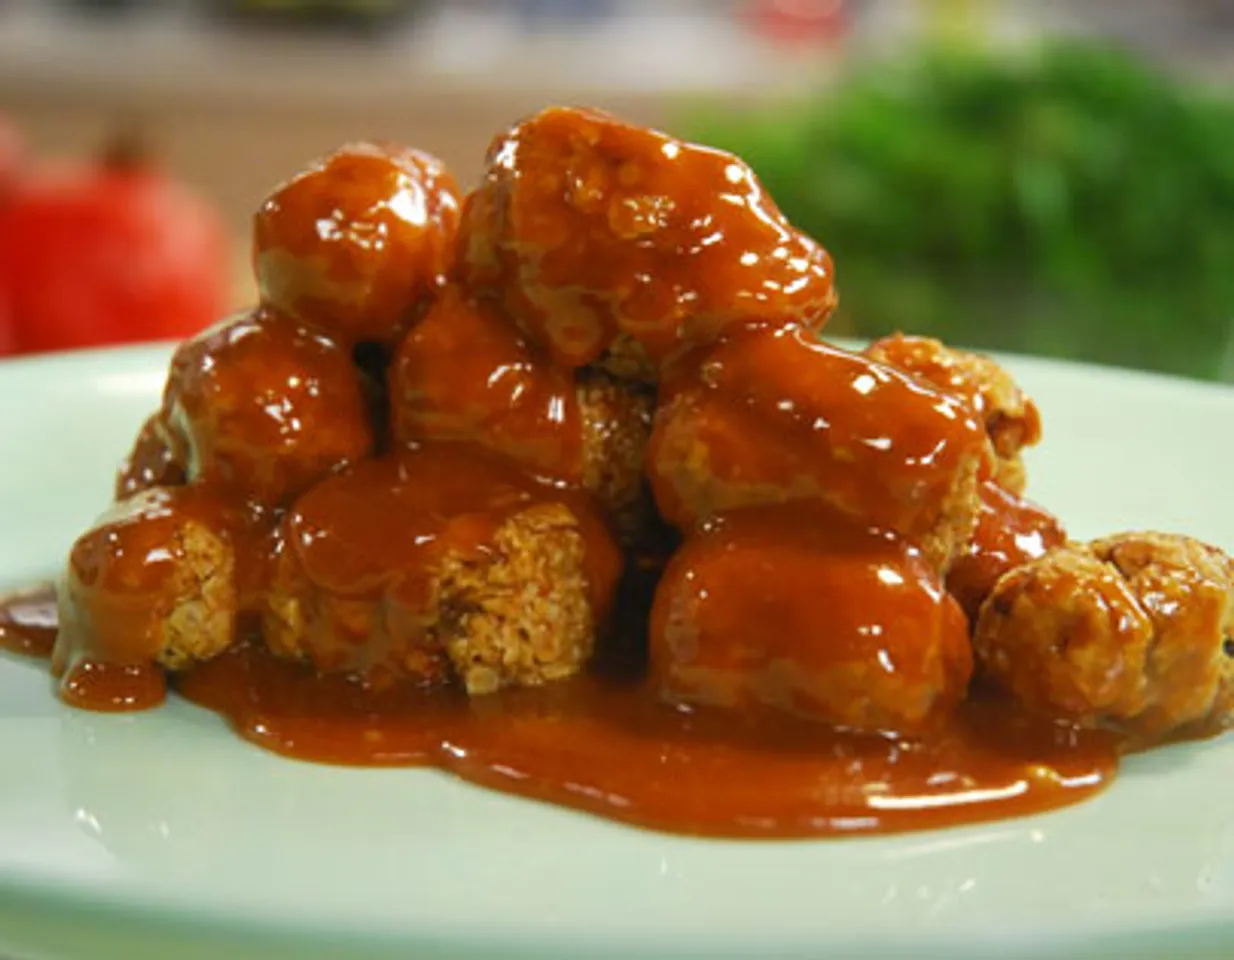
[53,486,271,712]
[56,657,168,712]
[0,583,58,658]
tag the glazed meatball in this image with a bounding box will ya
[264,446,622,695]
[650,505,973,733]
[390,287,653,535]
[164,308,373,507]
[946,480,1066,621]
[648,328,992,569]
[974,532,1234,738]
[459,106,837,370]
[866,335,1041,493]
[115,412,185,501]
[390,287,583,481]
[55,486,268,708]
[254,141,461,349]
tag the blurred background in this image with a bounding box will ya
[1,0,1233,378]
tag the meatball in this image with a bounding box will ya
[164,308,373,507]
[973,532,1234,738]
[866,334,1041,493]
[390,287,583,481]
[650,505,972,733]
[459,106,837,370]
[55,486,267,709]
[648,328,992,569]
[946,480,1066,621]
[115,412,185,501]
[254,141,461,349]
[264,446,622,695]
[390,287,653,535]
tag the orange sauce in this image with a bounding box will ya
[390,287,584,483]
[649,328,991,543]
[271,444,621,679]
[253,141,461,349]
[0,583,58,658]
[459,107,836,369]
[650,505,973,733]
[175,642,1117,839]
[947,481,1067,620]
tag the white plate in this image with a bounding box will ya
[2,344,1234,960]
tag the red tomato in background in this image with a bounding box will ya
[745,0,848,45]
[0,116,23,356]
[0,294,14,357]
[0,144,230,355]
[0,117,21,199]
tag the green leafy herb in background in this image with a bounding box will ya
[682,42,1234,379]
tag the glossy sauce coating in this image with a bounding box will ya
[172,641,1117,838]
[650,505,972,732]
[254,141,461,348]
[460,106,836,369]
[649,328,992,546]
[390,286,583,483]
[948,481,1067,621]
[866,334,1043,454]
[165,307,374,507]
[268,443,621,678]
[285,444,615,609]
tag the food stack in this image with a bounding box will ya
[54,107,1234,742]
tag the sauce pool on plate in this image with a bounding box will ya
[0,586,1118,839]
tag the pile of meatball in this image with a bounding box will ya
[56,107,1234,742]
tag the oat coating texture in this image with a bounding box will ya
[974,531,1234,737]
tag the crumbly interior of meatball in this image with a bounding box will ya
[265,501,601,696]
[438,503,598,695]
[917,454,983,572]
[58,488,240,675]
[157,521,238,670]
[974,532,1234,736]
[576,369,654,543]
[594,333,657,383]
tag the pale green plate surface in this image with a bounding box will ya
[2,344,1234,960]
